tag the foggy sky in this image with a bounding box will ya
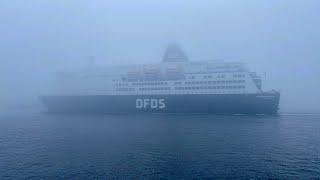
[0,0,319,112]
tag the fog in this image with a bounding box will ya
[0,0,319,113]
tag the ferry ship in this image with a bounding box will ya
[40,45,280,114]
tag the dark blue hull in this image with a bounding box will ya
[40,92,280,115]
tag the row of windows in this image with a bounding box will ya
[132,82,168,86]
[233,74,245,78]
[185,80,245,85]
[113,73,246,82]
[175,86,245,90]
[116,88,135,91]
[117,80,246,87]
[139,87,171,91]
[116,85,246,91]
[189,74,242,79]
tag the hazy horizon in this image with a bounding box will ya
[1,0,319,113]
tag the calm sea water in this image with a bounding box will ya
[0,109,319,179]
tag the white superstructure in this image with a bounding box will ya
[55,45,263,96]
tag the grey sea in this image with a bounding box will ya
[0,108,319,179]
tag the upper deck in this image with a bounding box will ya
[53,45,263,95]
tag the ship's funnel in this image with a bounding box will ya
[162,44,188,62]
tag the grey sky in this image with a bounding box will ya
[0,0,319,112]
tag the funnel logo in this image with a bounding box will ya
[136,99,166,109]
